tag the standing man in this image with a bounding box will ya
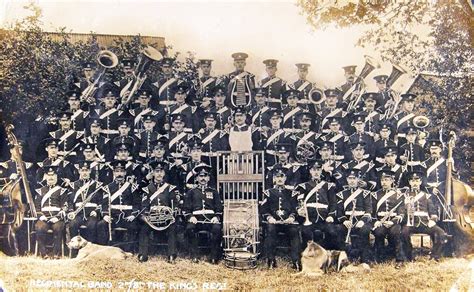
[259,59,286,109]
[290,63,315,111]
[197,59,218,106]
[225,52,255,109]
[152,57,178,110]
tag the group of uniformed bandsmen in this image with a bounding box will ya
[0,51,454,270]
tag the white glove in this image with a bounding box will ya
[297,207,305,217]
[373,221,382,229]
[268,216,277,224]
[427,220,436,228]
[383,221,394,228]
[325,217,334,223]
[89,211,97,217]
[430,215,439,221]
[103,215,112,223]
[210,217,219,224]
[39,215,47,222]
[9,173,18,180]
[189,216,198,224]
[355,221,365,228]
[343,220,352,229]
[49,217,59,224]
[125,215,135,222]
[284,216,295,224]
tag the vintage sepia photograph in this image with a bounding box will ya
[0,0,473,290]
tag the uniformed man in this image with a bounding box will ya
[111,142,141,183]
[114,58,136,91]
[334,168,373,263]
[138,160,180,263]
[197,59,219,105]
[281,89,303,133]
[265,143,304,190]
[78,142,111,183]
[197,112,230,157]
[77,61,97,92]
[168,113,191,156]
[259,59,286,109]
[294,159,338,249]
[82,117,110,161]
[49,111,83,163]
[398,126,425,171]
[319,89,348,133]
[348,113,375,157]
[391,93,417,145]
[92,85,121,139]
[67,161,102,245]
[317,141,344,185]
[261,109,291,166]
[261,166,301,270]
[34,166,67,258]
[375,146,406,188]
[338,65,363,96]
[341,142,376,190]
[400,171,447,262]
[36,138,75,188]
[209,85,232,131]
[371,170,405,265]
[292,112,321,167]
[358,92,382,136]
[66,90,89,133]
[373,122,397,167]
[225,52,255,109]
[320,117,349,162]
[112,118,138,160]
[152,57,178,109]
[249,87,271,129]
[136,114,162,162]
[168,82,200,133]
[290,63,315,110]
[96,160,140,249]
[228,106,253,152]
[129,88,167,134]
[373,75,393,112]
[183,164,223,264]
[141,137,170,186]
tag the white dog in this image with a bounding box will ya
[67,235,133,261]
[294,241,350,277]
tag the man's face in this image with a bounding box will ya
[276,152,289,163]
[190,149,202,161]
[204,118,216,129]
[200,64,211,75]
[153,148,165,158]
[143,120,156,131]
[364,99,376,110]
[118,126,130,136]
[287,96,298,107]
[83,150,95,161]
[83,68,95,80]
[116,150,129,160]
[352,147,365,160]
[234,60,246,71]
[273,174,286,186]
[113,168,126,181]
[175,92,187,104]
[59,118,71,130]
[326,96,338,107]
[79,167,91,180]
[319,148,332,160]
[234,114,246,125]
[430,146,442,158]
[300,119,312,130]
[385,153,397,165]
[409,178,422,190]
[345,71,355,83]
[403,100,415,112]
[46,145,58,158]
[347,176,358,188]
[254,94,266,105]
[123,66,134,77]
[197,174,210,185]
[162,65,172,75]
[310,167,323,180]
[104,96,116,108]
[138,96,150,107]
[298,68,308,80]
[329,122,340,133]
[270,116,281,128]
[45,173,58,186]
[68,98,80,110]
[380,129,390,139]
[90,124,101,135]
[153,169,165,182]
[214,93,226,106]
[172,120,185,132]
[266,66,277,77]
[354,122,365,133]
[381,176,393,189]
[376,81,386,91]
[406,132,417,143]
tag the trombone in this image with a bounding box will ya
[81,50,119,102]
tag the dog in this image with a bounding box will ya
[294,241,350,277]
[67,235,133,261]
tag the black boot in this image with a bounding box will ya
[267,259,277,269]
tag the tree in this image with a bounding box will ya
[297,0,473,180]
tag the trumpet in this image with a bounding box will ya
[81,50,119,102]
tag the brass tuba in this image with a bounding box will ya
[142,205,175,231]
[413,115,430,129]
[80,50,119,102]
[359,55,381,80]
[345,55,381,111]
[308,87,325,105]
[386,63,408,89]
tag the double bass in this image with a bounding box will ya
[440,131,474,254]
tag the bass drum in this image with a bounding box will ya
[223,200,260,269]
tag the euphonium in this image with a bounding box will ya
[413,115,430,129]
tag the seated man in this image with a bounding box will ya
[261,166,301,270]
[183,164,222,264]
[400,171,447,262]
[371,169,404,265]
[138,161,180,263]
[34,166,67,258]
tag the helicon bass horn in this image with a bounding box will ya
[308,87,325,105]
[359,55,381,80]
[81,50,119,102]
[386,63,408,88]
[142,205,175,231]
[413,115,430,129]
